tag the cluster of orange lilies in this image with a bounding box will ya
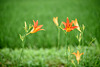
[21,17,84,64]
[53,17,84,64]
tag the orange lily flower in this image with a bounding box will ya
[72,50,84,64]
[53,17,59,26]
[73,19,81,32]
[62,17,78,32]
[30,20,44,33]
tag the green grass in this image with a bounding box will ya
[0,45,100,67]
[0,0,100,48]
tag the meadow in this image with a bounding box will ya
[0,0,100,67]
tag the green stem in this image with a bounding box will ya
[58,27,60,49]
[78,40,81,48]
[82,31,84,46]
[65,32,68,64]
[79,41,80,46]
[89,38,96,46]
[19,39,25,66]
[26,33,30,36]
[65,33,67,48]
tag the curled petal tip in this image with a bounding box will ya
[75,18,77,21]
[40,29,45,31]
[33,20,35,22]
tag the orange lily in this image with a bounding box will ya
[30,20,44,33]
[53,17,59,26]
[62,17,78,32]
[72,50,84,64]
[73,19,81,32]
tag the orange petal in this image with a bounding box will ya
[73,19,78,26]
[40,29,44,30]
[77,50,80,55]
[62,22,66,27]
[72,52,77,56]
[73,19,81,32]
[67,29,72,32]
[68,21,73,28]
[66,17,69,26]
[33,20,38,28]
[33,25,43,33]
[33,20,35,25]
[70,21,74,26]
[71,26,78,30]
[36,25,43,29]
[63,28,66,30]
[66,17,69,24]
[35,20,38,26]
[80,53,84,56]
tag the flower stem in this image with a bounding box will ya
[81,27,85,46]
[89,38,96,46]
[19,38,25,65]
[78,40,81,48]
[65,32,68,64]
[58,27,60,49]
[65,32,67,48]
[26,33,30,36]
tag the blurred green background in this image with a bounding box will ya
[0,0,100,48]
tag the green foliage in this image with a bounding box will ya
[0,0,100,48]
[0,45,100,67]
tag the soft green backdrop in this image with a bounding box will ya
[0,0,100,48]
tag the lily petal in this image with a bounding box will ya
[77,50,80,55]
[66,17,70,27]
[63,28,66,30]
[33,20,38,28]
[62,22,66,27]
[80,53,84,56]
[71,26,78,30]
[70,21,74,26]
[66,17,69,24]
[36,25,43,29]
[72,52,77,56]
[39,29,44,30]
[73,19,81,32]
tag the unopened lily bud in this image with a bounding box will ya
[60,22,64,29]
[71,60,75,66]
[19,34,22,39]
[68,46,70,52]
[24,22,28,32]
[79,33,82,42]
[29,24,32,30]
[76,35,78,39]
[82,24,85,31]
[19,34,24,41]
